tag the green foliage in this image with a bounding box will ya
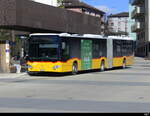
[57,0,64,8]
[58,5,64,8]
[0,29,11,41]
[57,0,63,4]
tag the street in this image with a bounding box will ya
[0,57,150,112]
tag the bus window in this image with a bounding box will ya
[122,40,126,56]
[126,41,133,56]
[28,35,60,61]
[93,40,100,58]
[39,43,59,58]
[100,39,107,57]
[61,41,70,61]
[113,40,122,57]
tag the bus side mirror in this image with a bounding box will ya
[25,55,29,61]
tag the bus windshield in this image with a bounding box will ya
[28,35,60,61]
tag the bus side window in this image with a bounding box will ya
[93,40,100,58]
[62,41,70,61]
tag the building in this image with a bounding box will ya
[31,0,106,35]
[62,0,106,34]
[62,0,105,17]
[129,1,137,41]
[107,12,129,36]
[131,0,150,58]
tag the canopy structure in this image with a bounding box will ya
[0,0,102,34]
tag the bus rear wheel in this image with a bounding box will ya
[72,63,78,75]
[122,59,126,69]
[100,61,105,72]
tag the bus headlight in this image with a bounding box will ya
[53,65,61,70]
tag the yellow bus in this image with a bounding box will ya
[26,33,134,75]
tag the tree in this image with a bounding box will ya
[57,0,64,8]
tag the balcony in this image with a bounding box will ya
[131,0,144,6]
[131,22,144,32]
[131,6,145,19]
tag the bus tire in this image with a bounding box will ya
[72,62,78,75]
[122,59,126,69]
[100,61,105,72]
[27,72,36,76]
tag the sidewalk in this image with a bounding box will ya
[0,72,27,79]
[134,57,150,65]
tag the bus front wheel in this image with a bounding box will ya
[100,61,105,72]
[27,72,36,76]
[72,63,78,75]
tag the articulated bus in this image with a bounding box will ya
[26,33,134,75]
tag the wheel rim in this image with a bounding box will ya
[123,60,126,69]
[72,64,78,74]
[100,62,105,71]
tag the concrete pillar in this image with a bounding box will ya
[0,41,10,73]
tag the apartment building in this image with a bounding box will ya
[107,12,129,35]
[131,0,150,58]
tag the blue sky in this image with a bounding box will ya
[82,0,129,14]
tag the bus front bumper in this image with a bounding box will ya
[27,62,63,73]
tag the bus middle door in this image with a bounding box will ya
[81,39,92,70]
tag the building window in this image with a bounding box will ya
[111,23,114,26]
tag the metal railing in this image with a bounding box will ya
[131,22,144,32]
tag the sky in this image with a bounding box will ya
[82,0,129,15]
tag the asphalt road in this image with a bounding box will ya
[0,57,150,113]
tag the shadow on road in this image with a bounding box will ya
[28,67,132,77]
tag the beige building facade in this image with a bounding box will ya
[107,12,129,35]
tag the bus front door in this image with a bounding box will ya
[81,40,92,70]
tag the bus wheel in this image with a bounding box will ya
[100,61,105,72]
[72,63,78,75]
[27,72,36,76]
[122,59,126,69]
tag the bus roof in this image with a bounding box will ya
[30,33,105,39]
[30,33,133,41]
[107,36,132,40]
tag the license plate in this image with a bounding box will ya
[40,69,45,71]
